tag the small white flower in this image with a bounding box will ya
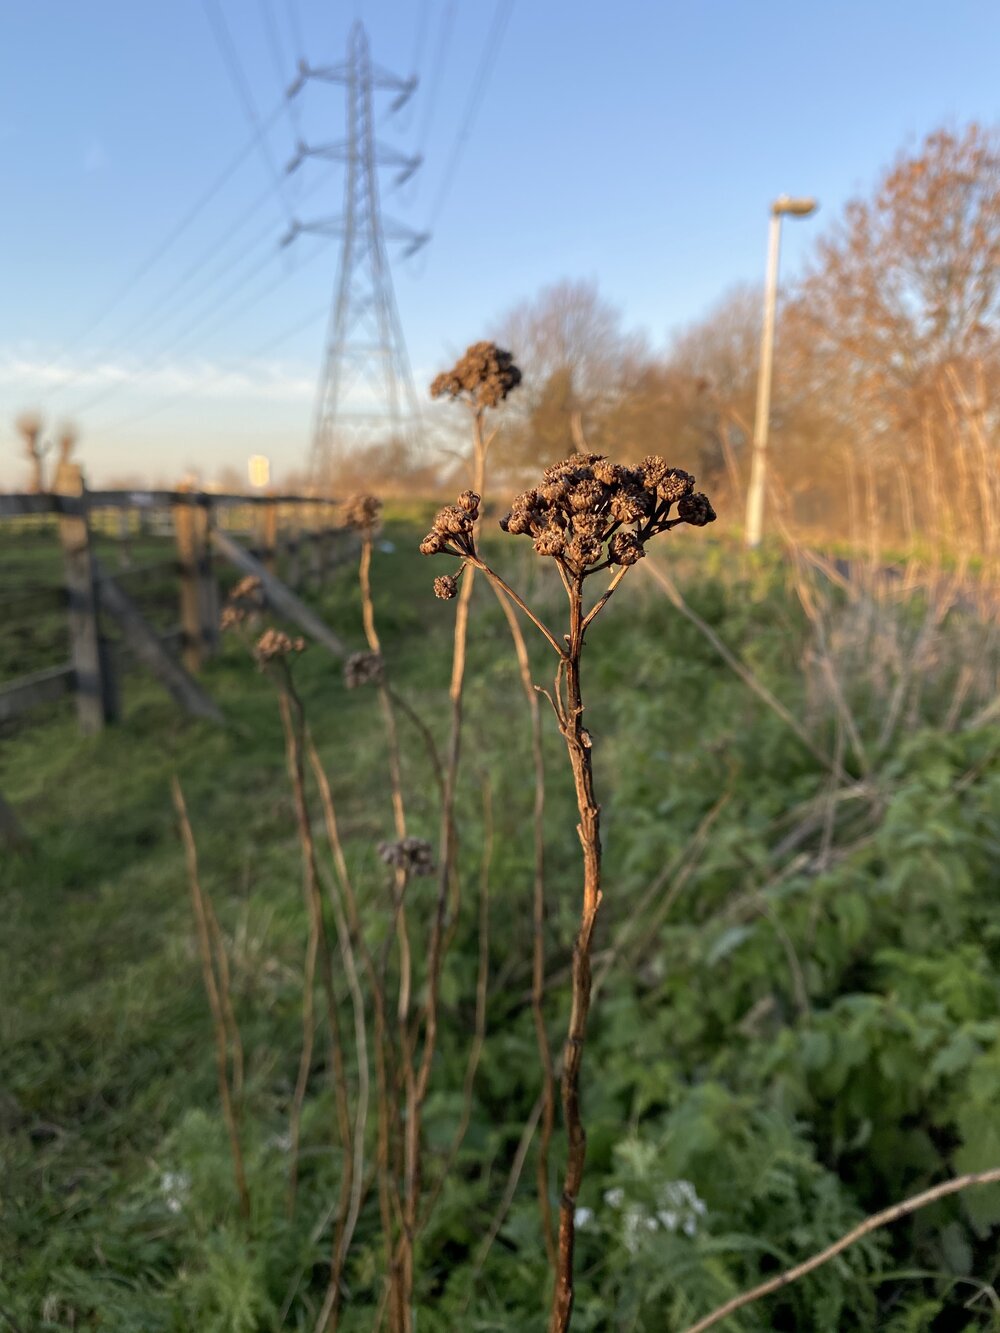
[603,1186,625,1209]
[575,1206,594,1228]
[159,1170,191,1214]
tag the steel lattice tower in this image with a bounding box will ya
[284,22,427,488]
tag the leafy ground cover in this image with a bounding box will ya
[2,516,999,1330]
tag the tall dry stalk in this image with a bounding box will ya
[421,447,716,1331]
[429,343,558,1266]
[171,777,251,1221]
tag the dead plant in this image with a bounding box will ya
[420,449,716,1332]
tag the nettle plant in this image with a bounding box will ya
[421,426,716,1331]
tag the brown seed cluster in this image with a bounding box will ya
[343,493,382,535]
[430,342,522,410]
[220,574,266,630]
[419,490,481,558]
[377,837,435,877]
[254,628,306,664]
[498,453,716,575]
[434,575,459,600]
[344,650,384,689]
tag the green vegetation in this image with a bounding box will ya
[2,518,1000,1330]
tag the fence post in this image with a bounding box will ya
[199,498,220,659]
[257,498,278,575]
[286,509,301,589]
[310,503,323,588]
[173,486,202,673]
[54,462,117,734]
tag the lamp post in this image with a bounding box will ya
[744,195,818,549]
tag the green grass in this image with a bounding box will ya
[2,519,1000,1330]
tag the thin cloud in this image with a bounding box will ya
[0,350,315,402]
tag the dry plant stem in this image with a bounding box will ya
[358,534,412,1026]
[490,583,557,1270]
[642,559,846,781]
[309,741,400,1269]
[277,688,354,1312]
[467,554,563,656]
[203,891,244,1101]
[682,1167,1000,1333]
[549,570,604,1333]
[357,535,413,1328]
[418,774,493,1228]
[171,777,251,1221]
[399,413,488,1319]
[305,743,371,1333]
[460,1094,545,1315]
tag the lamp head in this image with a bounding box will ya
[772,195,818,218]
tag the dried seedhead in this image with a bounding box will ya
[220,574,266,630]
[254,628,306,665]
[419,493,480,561]
[430,342,522,410]
[377,837,435,877]
[344,650,384,689]
[433,575,459,600]
[343,493,383,536]
[498,453,715,576]
[419,455,715,585]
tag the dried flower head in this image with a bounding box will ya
[430,342,522,409]
[419,500,477,560]
[220,574,266,630]
[343,493,383,535]
[377,836,435,877]
[254,628,305,665]
[677,492,718,527]
[434,574,459,600]
[498,453,715,575]
[344,650,384,689]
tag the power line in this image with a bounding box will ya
[427,0,514,226]
[96,299,331,438]
[410,0,432,76]
[71,230,334,425]
[201,0,294,222]
[414,0,456,158]
[33,96,287,390]
[47,161,338,411]
[284,0,306,63]
[259,0,302,144]
[68,241,292,417]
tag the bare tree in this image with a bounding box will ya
[15,412,49,492]
[494,280,645,474]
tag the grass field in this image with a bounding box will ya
[2,514,1000,1331]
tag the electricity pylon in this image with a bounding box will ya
[283,22,427,489]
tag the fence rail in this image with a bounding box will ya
[1,468,351,735]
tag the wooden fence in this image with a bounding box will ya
[0,465,351,739]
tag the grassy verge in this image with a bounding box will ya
[2,520,999,1331]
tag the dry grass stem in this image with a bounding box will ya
[171,777,251,1221]
[682,1168,1000,1333]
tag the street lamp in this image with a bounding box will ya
[744,195,818,549]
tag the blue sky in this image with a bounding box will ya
[2,0,998,484]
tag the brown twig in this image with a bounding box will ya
[305,740,372,1333]
[681,1167,1000,1333]
[549,567,604,1333]
[418,773,493,1227]
[641,557,847,781]
[171,777,251,1220]
[277,686,354,1317]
